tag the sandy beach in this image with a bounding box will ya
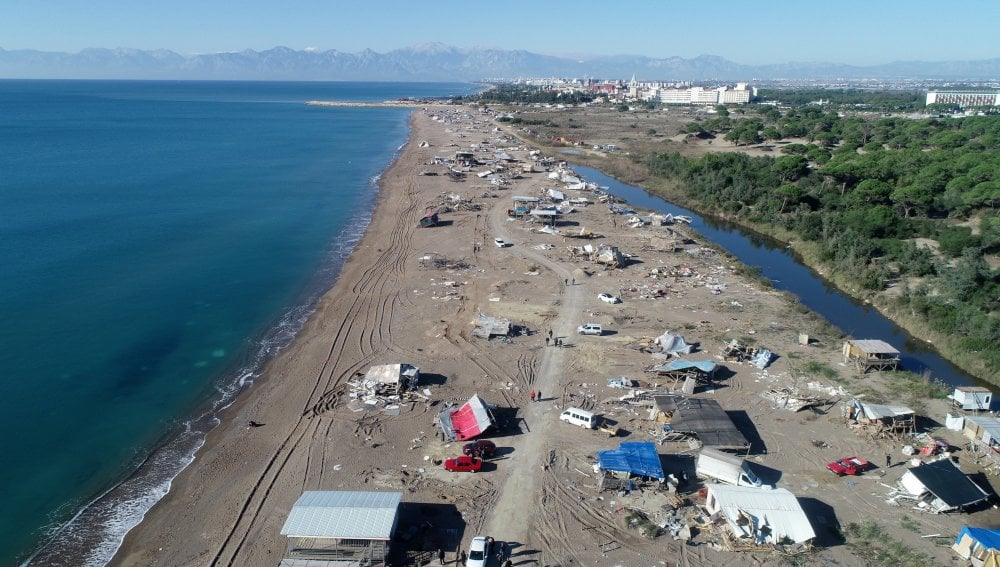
[110,105,999,567]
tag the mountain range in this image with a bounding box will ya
[1,43,998,82]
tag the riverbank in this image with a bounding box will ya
[533,141,993,385]
[108,104,995,567]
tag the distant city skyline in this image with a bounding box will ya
[3,0,997,66]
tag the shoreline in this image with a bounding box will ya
[107,106,452,565]
[103,102,992,567]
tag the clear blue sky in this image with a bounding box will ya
[3,0,997,65]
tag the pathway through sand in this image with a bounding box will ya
[484,200,583,552]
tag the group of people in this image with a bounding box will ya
[544,329,563,348]
[530,389,541,402]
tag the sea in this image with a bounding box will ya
[0,80,478,566]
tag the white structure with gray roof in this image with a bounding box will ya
[279,490,402,566]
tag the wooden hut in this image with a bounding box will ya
[842,339,901,372]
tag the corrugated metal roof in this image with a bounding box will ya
[848,339,900,354]
[280,491,401,540]
[967,416,1000,441]
[708,485,815,544]
[860,402,915,419]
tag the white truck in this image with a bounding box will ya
[696,447,766,488]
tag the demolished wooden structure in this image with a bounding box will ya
[844,399,916,439]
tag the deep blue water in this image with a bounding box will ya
[574,165,978,387]
[0,80,476,566]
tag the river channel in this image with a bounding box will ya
[572,164,979,388]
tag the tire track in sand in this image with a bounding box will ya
[209,123,425,566]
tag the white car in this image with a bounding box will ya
[577,323,603,335]
[468,536,491,567]
[494,238,507,248]
[597,292,621,304]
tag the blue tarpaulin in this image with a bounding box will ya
[956,526,1000,553]
[596,442,665,480]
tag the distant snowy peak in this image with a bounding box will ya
[0,44,998,80]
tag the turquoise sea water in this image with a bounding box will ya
[0,80,475,565]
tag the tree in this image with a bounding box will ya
[716,105,730,117]
[891,184,933,218]
[776,184,802,213]
[773,155,809,182]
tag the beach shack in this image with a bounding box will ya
[279,490,401,566]
[649,395,750,452]
[704,485,815,548]
[951,386,993,411]
[472,313,512,339]
[953,526,1000,566]
[595,441,665,492]
[842,339,901,372]
[362,364,420,396]
[509,196,539,219]
[436,394,496,441]
[898,459,990,513]
[592,244,625,269]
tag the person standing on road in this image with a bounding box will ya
[530,389,536,402]
[886,453,892,468]
[438,548,445,565]
[536,389,541,401]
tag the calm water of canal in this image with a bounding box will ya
[573,165,979,388]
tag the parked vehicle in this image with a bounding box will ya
[597,292,621,304]
[696,447,765,488]
[462,440,497,459]
[493,238,507,248]
[577,323,603,335]
[559,407,597,429]
[444,455,482,473]
[468,536,491,567]
[827,456,870,476]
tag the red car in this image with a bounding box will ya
[462,440,497,459]
[444,455,483,473]
[827,456,870,476]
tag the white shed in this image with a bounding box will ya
[950,386,993,411]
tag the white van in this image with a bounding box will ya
[559,407,596,429]
[696,447,766,488]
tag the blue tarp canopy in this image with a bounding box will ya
[596,442,665,480]
[956,526,1000,551]
[654,360,717,374]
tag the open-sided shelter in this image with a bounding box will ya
[842,339,900,372]
[899,459,990,513]
[596,441,664,491]
[649,360,717,384]
[279,491,401,566]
